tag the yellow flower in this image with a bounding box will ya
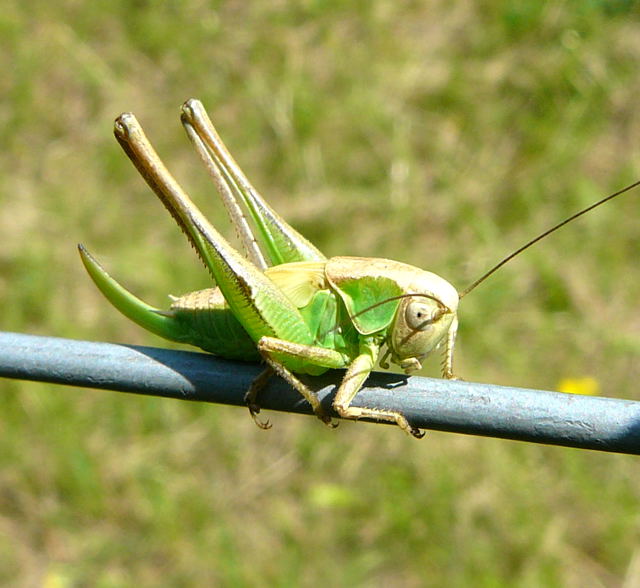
[557,377,600,396]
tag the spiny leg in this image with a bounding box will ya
[114,115,329,370]
[333,352,425,439]
[256,336,348,428]
[258,336,423,437]
[244,366,274,429]
[181,106,269,270]
[181,99,326,266]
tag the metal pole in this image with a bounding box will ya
[1,331,638,454]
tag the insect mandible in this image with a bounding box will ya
[79,99,639,438]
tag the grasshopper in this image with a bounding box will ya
[79,99,639,437]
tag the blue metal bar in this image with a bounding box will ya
[1,331,638,454]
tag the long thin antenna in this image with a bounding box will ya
[459,179,640,298]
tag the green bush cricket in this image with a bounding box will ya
[79,99,639,437]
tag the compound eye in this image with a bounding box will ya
[404,300,445,330]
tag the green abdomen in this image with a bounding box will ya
[170,288,260,361]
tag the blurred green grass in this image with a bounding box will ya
[2,1,640,586]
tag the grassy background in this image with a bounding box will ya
[2,1,640,586]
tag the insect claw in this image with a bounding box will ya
[248,404,272,430]
[244,367,274,429]
[316,411,338,428]
[257,419,272,430]
[445,373,463,381]
[410,427,426,439]
[324,418,339,429]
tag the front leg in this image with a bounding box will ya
[255,336,423,437]
[441,316,459,380]
[333,350,424,439]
